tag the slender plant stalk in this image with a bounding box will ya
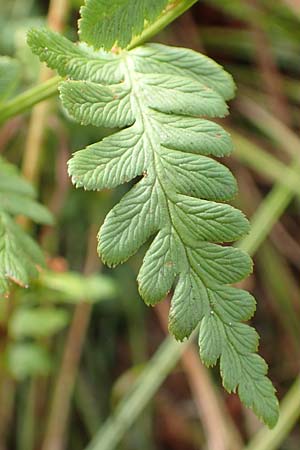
[21,0,69,184]
[230,130,300,198]
[235,96,300,255]
[47,0,70,30]
[0,117,23,153]
[12,2,70,449]
[85,334,191,450]
[271,221,300,269]
[42,303,93,450]
[221,64,300,105]
[236,97,300,160]
[21,74,53,184]
[74,372,102,437]
[17,381,36,450]
[0,76,60,126]
[231,131,300,254]
[0,293,16,448]
[21,0,70,185]
[41,226,99,450]
[128,0,199,49]
[257,244,300,349]
[237,170,300,350]
[236,88,300,449]
[237,181,293,256]
[248,8,290,125]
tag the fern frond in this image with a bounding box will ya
[28,27,279,428]
[0,157,53,295]
[79,0,169,50]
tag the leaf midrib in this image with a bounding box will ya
[122,54,191,266]
[122,53,234,326]
[122,54,260,378]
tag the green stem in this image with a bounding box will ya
[236,97,300,160]
[0,76,61,125]
[234,99,300,256]
[128,0,199,49]
[231,130,300,199]
[0,0,198,124]
[244,377,300,450]
[235,100,300,449]
[85,335,190,450]
[238,181,293,257]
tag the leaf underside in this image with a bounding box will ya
[28,27,279,427]
[79,0,169,50]
[0,157,53,295]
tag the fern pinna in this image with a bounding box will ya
[28,23,279,427]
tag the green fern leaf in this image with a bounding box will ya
[0,157,53,295]
[27,28,279,427]
[79,0,169,50]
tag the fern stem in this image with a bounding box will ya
[238,181,293,256]
[17,2,70,449]
[21,71,54,185]
[0,76,61,126]
[234,92,300,443]
[237,175,300,350]
[244,377,300,450]
[21,0,70,184]
[42,302,93,450]
[235,98,300,255]
[41,225,100,450]
[84,335,190,450]
[236,97,300,160]
[231,130,300,198]
[128,0,199,49]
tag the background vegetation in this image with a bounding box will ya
[0,0,300,449]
